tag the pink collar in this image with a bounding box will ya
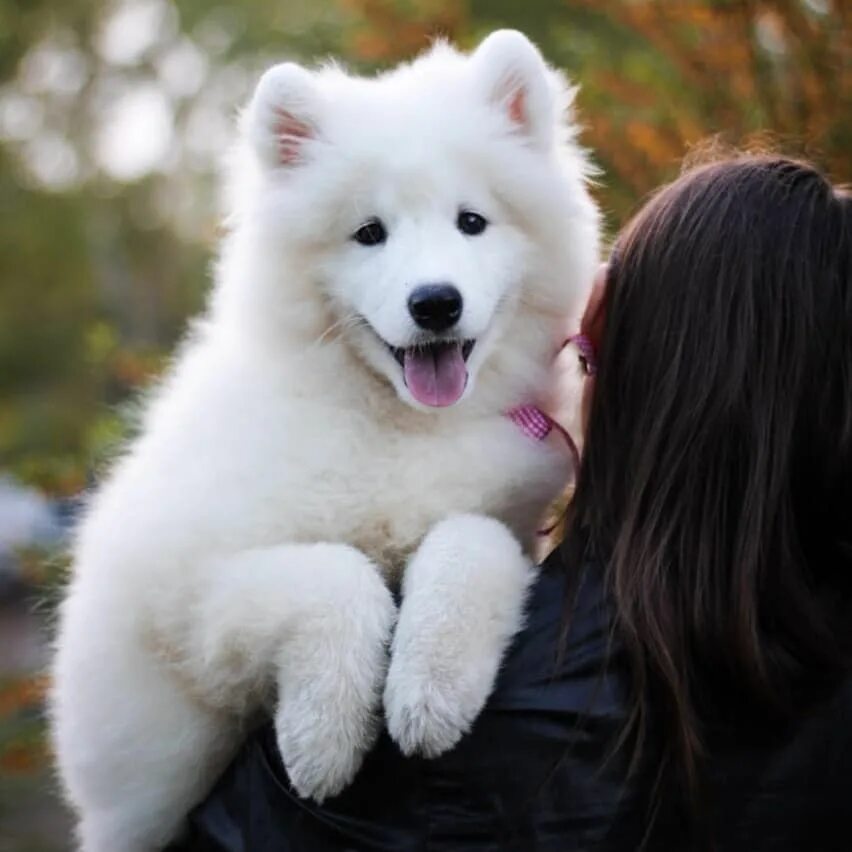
[506,404,581,481]
[506,404,553,441]
[506,333,592,465]
[504,335,591,542]
[506,404,580,540]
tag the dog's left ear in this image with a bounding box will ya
[471,30,556,151]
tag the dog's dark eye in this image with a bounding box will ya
[353,218,387,246]
[457,210,488,236]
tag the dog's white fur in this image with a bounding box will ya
[50,31,600,851]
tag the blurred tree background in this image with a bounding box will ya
[0,1,848,848]
[1,0,849,498]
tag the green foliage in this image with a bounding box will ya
[0,0,848,495]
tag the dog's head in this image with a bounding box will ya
[233,30,599,412]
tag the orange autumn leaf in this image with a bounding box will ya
[0,675,49,718]
[0,742,48,775]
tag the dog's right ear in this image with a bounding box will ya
[245,63,320,169]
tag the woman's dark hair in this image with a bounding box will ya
[562,155,852,810]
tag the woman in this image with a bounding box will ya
[174,154,852,850]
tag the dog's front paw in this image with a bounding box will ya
[384,514,535,758]
[274,546,396,801]
[384,645,487,758]
[275,682,376,802]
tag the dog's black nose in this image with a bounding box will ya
[408,284,463,332]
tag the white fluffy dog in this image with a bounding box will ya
[50,30,599,851]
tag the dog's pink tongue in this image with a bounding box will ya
[403,344,467,407]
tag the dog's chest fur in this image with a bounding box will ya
[214,393,567,575]
[101,339,570,584]
[314,416,567,573]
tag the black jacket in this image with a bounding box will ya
[175,554,852,851]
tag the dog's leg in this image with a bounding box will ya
[192,543,397,801]
[53,542,395,852]
[383,514,536,756]
[52,586,240,852]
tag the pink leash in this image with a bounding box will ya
[506,404,580,476]
[505,333,595,538]
[506,403,580,539]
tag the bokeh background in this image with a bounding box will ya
[0,1,849,848]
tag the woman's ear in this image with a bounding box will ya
[581,263,609,355]
[579,264,608,433]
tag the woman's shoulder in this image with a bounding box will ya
[481,552,628,736]
[176,553,852,851]
[694,668,852,851]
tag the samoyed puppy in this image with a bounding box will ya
[50,29,599,851]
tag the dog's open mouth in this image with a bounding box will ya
[387,340,476,408]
